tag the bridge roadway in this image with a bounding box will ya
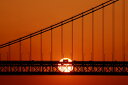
[0,61,128,75]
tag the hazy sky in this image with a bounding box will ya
[0,0,128,61]
[0,0,128,85]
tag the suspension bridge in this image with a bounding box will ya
[0,0,127,75]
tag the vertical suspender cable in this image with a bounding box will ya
[61,24,63,59]
[19,41,22,61]
[71,20,74,60]
[30,37,32,61]
[91,11,94,61]
[8,46,11,61]
[82,13,84,61]
[102,5,105,61]
[40,32,43,61]
[51,29,53,61]
[0,53,1,61]
[122,0,125,61]
[0,49,1,61]
[112,3,115,61]
[50,29,53,72]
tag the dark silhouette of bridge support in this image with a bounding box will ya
[0,61,128,75]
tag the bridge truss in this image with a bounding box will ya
[0,61,128,75]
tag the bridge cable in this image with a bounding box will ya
[61,24,63,59]
[102,4,105,61]
[0,48,1,61]
[91,11,94,61]
[122,0,125,61]
[0,0,120,49]
[30,37,32,61]
[40,31,43,61]
[71,20,74,60]
[8,46,11,61]
[0,51,1,61]
[82,13,84,61]
[51,29,53,61]
[19,41,22,61]
[112,3,115,61]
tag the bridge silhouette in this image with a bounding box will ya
[0,0,127,75]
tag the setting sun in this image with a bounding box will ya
[58,58,73,72]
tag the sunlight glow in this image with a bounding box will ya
[58,58,73,72]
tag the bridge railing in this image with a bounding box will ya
[0,61,128,75]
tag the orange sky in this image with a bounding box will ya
[0,0,128,61]
[0,0,128,85]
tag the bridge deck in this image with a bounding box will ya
[0,61,128,75]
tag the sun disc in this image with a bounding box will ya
[58,58,73,72]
